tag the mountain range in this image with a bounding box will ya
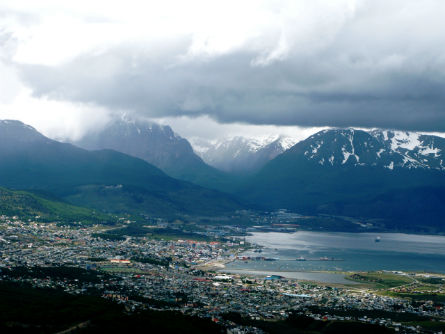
[299,129,445,171]
[238,129,445,231]
[0,120,242,217]
[192,136,299,173]
[1,119,444,231]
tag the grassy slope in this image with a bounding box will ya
[346,272,413,289]
[0,141,243,217]
[0,120,242,217]
[0,187,114,224]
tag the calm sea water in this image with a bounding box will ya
[225,232,445,277]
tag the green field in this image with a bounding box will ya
[0,187,116,225]
[347,272,414,289]
[94,223,214,241]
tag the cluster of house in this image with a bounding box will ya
[0,215,444,333]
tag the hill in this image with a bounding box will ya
[0,120,242,217]
[0,187,114,224]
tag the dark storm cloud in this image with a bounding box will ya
[16,0,445,132]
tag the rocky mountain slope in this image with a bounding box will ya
[75,118,232,190]
[193,135,299,173]
[300,129,445,171]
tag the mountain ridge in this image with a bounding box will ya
[299,128,445,171]
[74,118,234,190]
[0,120,242,217]
[193,135,299,173]
[237,128,445,231]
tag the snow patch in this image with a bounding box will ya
[402,154,425,169]
[390,131,421,151]
[419,146,441,157]
[342,147,352,164]
[385,161,394,170]
[341,131,359,164]
[311,141,322,154]
[279,137,299,151]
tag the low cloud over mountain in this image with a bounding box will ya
[2,1,445,134]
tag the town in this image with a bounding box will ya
[1,215,445,334]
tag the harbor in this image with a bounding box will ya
[225,231,445,274]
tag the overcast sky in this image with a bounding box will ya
[1,0,445,141]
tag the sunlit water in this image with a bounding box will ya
[223,232,445,283]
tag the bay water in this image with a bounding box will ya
[223,232,445,282]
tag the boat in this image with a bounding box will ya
[375,236,381,242]
[296,256,307,261]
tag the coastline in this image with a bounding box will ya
[217,268,356,285]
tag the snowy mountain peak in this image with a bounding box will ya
[193,135,300,173]
[75,118,204,172]
[299,128,445,171]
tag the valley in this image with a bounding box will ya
[1,119,445,334]
[2,3,444,333]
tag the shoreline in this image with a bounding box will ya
[217,268,356,284]
[241,229,445,238]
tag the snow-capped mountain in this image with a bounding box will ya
[301,129,445,171]
[74,117,226,187]
[239,128,445,231]
[192,135,299,173]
